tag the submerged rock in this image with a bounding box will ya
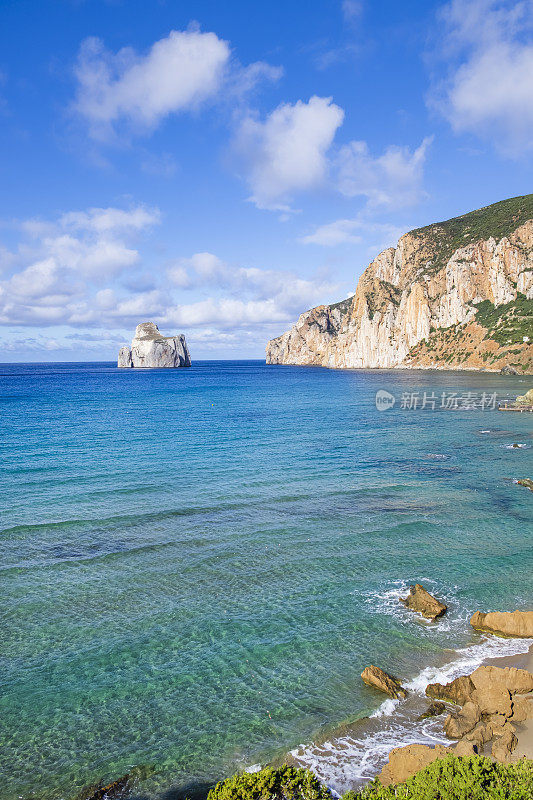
[361,665,407,698]
[74,766,154,800]
[118,322,191,368]
[470,610,533,638]
[75,774,132,800]
[417,701,446,720]
[399,584,447,620]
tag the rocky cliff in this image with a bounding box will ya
[266,195,533,373]
[118,322,191,368]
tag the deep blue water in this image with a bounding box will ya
[0,361,532,799]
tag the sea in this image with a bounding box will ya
[1,361,532,800]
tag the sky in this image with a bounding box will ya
[0,0,532,361]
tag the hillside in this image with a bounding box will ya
[266,195,533,373]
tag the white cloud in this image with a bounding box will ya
[235,96,345,210]
[433,0,533,155]
[300,219,363,246]
[336,137,432,208]
[9,258,61,299]
[300,218,406,248]
[60,206,160,234]
[342,0,363,23]
[0,205,160,325]
[0,209,341,344]
[73,29,282,141]
[74,30,231,137]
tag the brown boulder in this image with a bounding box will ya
[444,701,481,738]
[465,721,494,746]
[453,740,477,756]
[491,728,518,763]
[377,744,452,786]
[511,695,533,722]
[426,675,475,706]
[470,665,533,716]
[361,665,407,699]
[400,584,447,620]
[470,665,533,696]
[470,610,533,638]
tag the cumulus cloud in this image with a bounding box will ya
[74,30,230,137]
[0,205,160,326]
[235,96,345,210]
[74,28,282,140]
[0,205,341,353]
[433,0,533,155]
[336,137,432,208]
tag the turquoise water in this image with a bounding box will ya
[1,362,532,799]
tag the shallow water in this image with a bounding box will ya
[0,362,532,799]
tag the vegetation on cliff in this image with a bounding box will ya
[411,193,533,275]
[473,293,533,346]
[266,193,533,372]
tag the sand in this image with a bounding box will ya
[513,644,533,759]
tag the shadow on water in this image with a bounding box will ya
[157,780,214,800]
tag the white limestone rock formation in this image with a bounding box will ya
[266,195,533,373]
[118,322,191,368]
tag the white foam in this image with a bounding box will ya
[369,698,399,718]
[290,712,450,795]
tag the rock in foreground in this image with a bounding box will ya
[399,584,447,620]
[118,322,191,368]
[470,609,533,637]
[361,665,407,698]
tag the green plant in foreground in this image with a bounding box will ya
[207,757,533,800]
[343,756,533,800]
[207,766,332,800]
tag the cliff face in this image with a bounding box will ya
[118,322,191,368]
[266,195,533,373]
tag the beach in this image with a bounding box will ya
[287,609,533,793]
[513,645,533,759]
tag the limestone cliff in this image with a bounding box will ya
[266,195,533,373]
[118,322,191,368]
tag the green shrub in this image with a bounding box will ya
[410,193,533,275]
[342,756,533,800]
[207,766,332,800]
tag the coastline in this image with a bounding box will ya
[282,626,533,795]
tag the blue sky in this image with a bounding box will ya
[0,0,532,361]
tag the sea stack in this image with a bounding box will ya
[118,322,191,368]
